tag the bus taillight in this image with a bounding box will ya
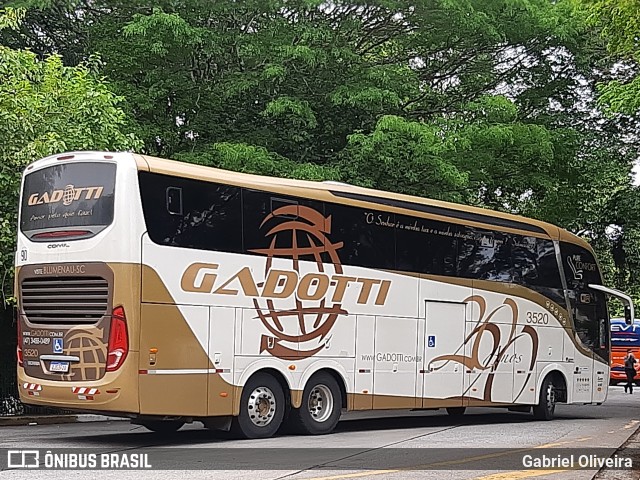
[106,306,128,372]
[16,321,23,368]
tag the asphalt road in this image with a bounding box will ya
[1,386,639,480]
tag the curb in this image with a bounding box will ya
[594,425,640,480]
[0,414,127,427]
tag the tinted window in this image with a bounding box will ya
[243,190,328,264]
[561,242,609,362]
[458,228,513,281]
[395,214,457,275]
[21,163,116,237]
[325,204,396,269]
[512,236,565,307]
[139,172,242,253]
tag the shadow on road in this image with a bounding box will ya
[42,408,604,447]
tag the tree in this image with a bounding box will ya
[0,7,141,302]
[5,0,640,302]
[581,0,640,114]
[3,1,599,160]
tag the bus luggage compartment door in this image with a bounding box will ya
[421,301,466,407]
[138,303,209,416]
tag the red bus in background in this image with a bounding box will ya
[610,318,640,385]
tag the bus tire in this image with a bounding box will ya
[231,373,285,439]
[289,372,342,435]
[138,419,184,433]
[533,375,557,421]
[446,407,466,417]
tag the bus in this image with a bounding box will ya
[15,151,634,438]
[610,319,640,385]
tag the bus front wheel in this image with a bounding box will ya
[231,373,285,439]
[532,376,557,421]
[288,372,342,435]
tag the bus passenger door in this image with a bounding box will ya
[563,335,593,404]
[421,301,466,407]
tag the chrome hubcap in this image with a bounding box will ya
[308,384,334,423]
[247,386,276,427]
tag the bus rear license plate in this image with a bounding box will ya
[49,361,69,373]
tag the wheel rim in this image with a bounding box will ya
[308,384,334,423]
[247,386,276,427]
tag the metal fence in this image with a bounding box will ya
[0,306,70,416]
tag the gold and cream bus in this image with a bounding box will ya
[15,151,634,438]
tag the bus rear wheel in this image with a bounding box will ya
[533,376,556,421]
[289,372,342,435]
[138,419,184,433]
[231,373,285,439]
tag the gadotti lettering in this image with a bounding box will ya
[28,185,104,206]
[181,263,392,305]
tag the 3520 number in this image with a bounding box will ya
[526,312,549,324]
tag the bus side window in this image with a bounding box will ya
[271,197,298,219]
[166,187,183,215]
[325,203,396,270]
[512,236,566,308]
[458,228,513,282]
[395,214,457,276]
[243,190,325,262]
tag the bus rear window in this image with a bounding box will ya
[20,163,116,240]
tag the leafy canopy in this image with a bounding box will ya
[0,7,141,302]
[2,0,640,302]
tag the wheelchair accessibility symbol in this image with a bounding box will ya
[427,335,436,348]
[53,338,63,354]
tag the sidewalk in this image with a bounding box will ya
[594,426,640,480]
[0,414,127,427]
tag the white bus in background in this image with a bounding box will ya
[15,151,634,438]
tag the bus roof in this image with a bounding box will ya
[23,150,591,249]
[136,153,595,248]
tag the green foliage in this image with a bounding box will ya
[339,115,469,201]
[0,20,141,302]
[581,0,640,114]
[176,143,339,181]
[0,7,25,30]
[3,0,640,311]
[598,76,640,115]
[583,0,640,58]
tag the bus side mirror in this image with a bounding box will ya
[586,283,634,325]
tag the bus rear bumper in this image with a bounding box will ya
[17,362,139,414]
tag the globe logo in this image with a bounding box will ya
[62,328,107,381]
[250,205,348,359]
[62,184,75,206]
